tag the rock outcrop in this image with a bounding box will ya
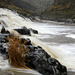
[14,27,38,35]
[14,27,31,36]
[0,27,67,75]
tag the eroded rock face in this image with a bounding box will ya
[14,27,38,35]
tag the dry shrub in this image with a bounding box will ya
[7,35,30,69]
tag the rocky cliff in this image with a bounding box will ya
[40,0,75,23]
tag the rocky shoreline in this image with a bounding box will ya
[0,26,67,75]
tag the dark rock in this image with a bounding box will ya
[1,26,10,34]
[14,27,31,35]
[1,26,6,34]
[0,34,9,43]
[0,43,8,59]
[24,38,32,45]
[0,39,5,43]
[20,38,32,45]
[0,32,9,60]
[0,46,6,54]
[37,46,42,49]
[29,28,38,34]
[0,31,67,75]
[25,46,67,75]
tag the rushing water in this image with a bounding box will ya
[0,8,75,75]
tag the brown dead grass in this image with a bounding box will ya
[7,35,30,69]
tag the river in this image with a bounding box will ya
[0,8,75,75]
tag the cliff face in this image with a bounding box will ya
[40,0,75,23]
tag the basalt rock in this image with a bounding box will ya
[20,38,32,45]
[14,27,31,35]
[0,34,9,60]
[29,28,38,34]
[1,26,10,34]
[25,45,67,75]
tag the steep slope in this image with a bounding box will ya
[10,0,37,15]
[10,0,54,15]
[0,0,33,18]
[40,0,75,23]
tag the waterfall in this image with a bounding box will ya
[0,8,75,74]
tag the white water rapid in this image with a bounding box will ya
[0,8,75,75]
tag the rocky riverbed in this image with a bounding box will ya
[0,26,67,75]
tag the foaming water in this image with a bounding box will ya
[0,8,32,30]
[0,55,9,69]
[0,53,41,75]
[66,34,75,39]
[0,8,75,74]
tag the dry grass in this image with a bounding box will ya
[7,35,30,69]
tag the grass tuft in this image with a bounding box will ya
[7,35,30,69]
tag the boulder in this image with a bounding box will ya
[0,29,10,59]
[1,26,10,34]
[20,38,32,45]
[25,46,67,75]
[29,28,38,34]
[14,27,31,35]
